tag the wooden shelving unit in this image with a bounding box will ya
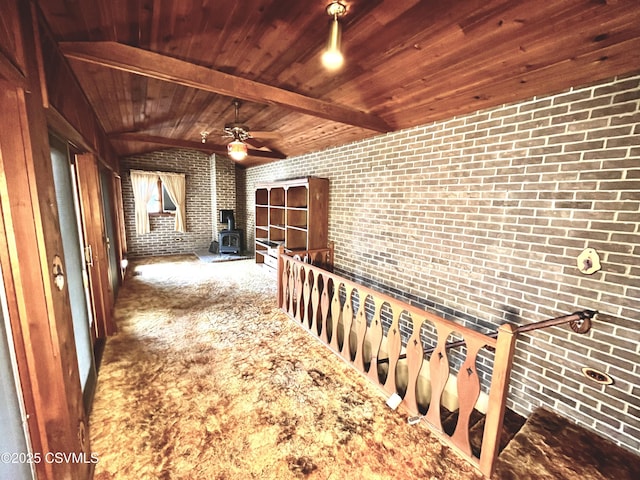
[254,177,329,270]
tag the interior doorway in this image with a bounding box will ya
[49,133,97,409]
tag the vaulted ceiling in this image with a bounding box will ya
[36,0,640,167]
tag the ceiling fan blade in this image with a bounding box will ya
[249,131,283,140]
[245,137,269,149]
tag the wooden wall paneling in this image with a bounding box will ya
[0,49,28,88]
[35,7,120,173]
[0,0,27,84]
[75,153,116,338]
[0,82,89,480]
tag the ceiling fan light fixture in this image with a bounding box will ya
[227,138,248,161]
[322,2,346,71]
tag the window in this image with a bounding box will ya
[147,179,176,214]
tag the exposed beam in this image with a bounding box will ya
[110,132,287,160]
[60,41,392,133]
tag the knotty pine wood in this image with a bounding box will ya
[33,0,640,164]
[60,41,390,132]
[36,10,120,172]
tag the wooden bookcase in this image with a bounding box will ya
[255,177,329,269]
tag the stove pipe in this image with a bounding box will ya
[220,209,235,231]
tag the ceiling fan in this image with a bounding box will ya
[222,99,282,161]
[223,99,251,143]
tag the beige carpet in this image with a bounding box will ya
[494,407,640,480]
[90,255,482,480]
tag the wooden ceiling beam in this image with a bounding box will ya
[109,132,287,160]
[60,41,392,133]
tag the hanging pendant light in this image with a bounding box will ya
[322,2,346,71]
[227,137,248,161]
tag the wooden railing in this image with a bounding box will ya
[277,252,517,478]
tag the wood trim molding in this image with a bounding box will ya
[0,48,27,88]
[59,41,392,133]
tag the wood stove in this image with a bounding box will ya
[219,210,242,254]
[219,230,241,253]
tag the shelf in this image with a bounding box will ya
[286,227,308,250]
[286,224,307,232]
[256,206,268,226]
[270,187,285,207]
[287,208,307,228]
[255,188,268,205]
[270,207,285,226]
[287,185,308,208]
[255,177,328,270]
[269,226,285,242]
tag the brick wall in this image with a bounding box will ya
[121,149,215,257]
[241,73,640,452]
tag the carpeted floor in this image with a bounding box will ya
[90,255,482,479]
[90,255,640,480]
[493,407,640,480]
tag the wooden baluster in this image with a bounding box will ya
[294,264,304,323]
[288,262,296,317]
[340,285,355,361]
[367,298,384,384]
[425,325,452,432]
[404,315,425,415]
[302,267,312,329]
[383,308,402,395]
[320,276,332,344]
[282,259,291,313]
[479,324,517,479]
[451,336,485,456]
[353,293,369,372]
[329,282,343,352]
[276,249,282,308]
[310,268,320,336]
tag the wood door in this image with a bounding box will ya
[0,83,90,480]
[74,153,116,338]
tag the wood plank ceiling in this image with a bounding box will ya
[36,0,640,167]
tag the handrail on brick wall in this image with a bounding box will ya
[277,252,518,478]
[378,309,597,364]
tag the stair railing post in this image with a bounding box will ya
[479,323,517,478]
[277,245,285,308]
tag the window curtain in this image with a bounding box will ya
[159,172,186,232]
[130,170,158,235]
